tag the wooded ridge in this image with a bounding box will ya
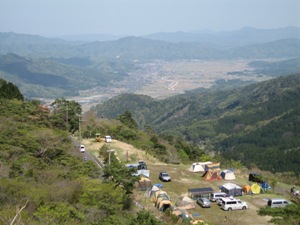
[92,74,300,173]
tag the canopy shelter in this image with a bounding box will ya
[188,187,214,199]
[220,183,242,197]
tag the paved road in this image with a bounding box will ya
[70,136,104,169]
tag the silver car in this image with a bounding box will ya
[197,198,211,208]
[159,172,171,182]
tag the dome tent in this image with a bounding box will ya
[221,169,236,180]
[188,162,212,172]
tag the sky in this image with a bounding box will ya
[1,0,300,37]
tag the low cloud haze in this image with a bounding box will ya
[1,0,300,37]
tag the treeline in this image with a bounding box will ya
[0,78,23,100]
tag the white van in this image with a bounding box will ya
[221,198,248,211]
[105,135,112,143]
[267,199,291,208]
[210,192,227,202]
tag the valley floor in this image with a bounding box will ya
[50,59,274,113]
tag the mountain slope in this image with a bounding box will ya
[92,74,300,172]
[0,53,129,98]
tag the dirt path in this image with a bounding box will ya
[81,138,159,164]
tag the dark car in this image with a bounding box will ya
[159,172,171,182]
[197,198,211,208]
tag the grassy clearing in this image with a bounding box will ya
[83,137,293,225]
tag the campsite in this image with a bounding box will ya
[83,138,292,225]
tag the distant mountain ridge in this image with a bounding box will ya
[1,27,300,60]
[143,26,300,46]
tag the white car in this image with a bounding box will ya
[221,198,248,211]
[105,135,112,143]
[80,144,86,153]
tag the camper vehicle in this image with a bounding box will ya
[105,135,112,143]
[80,145,86,153]
[221,198,248,211]
[267,199,291,208]
[210,192,228,202]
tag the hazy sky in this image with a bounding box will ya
[1,0,300,37]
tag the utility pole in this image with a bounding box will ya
[79,115,81,145]
[65,104,69,132]
[107,149,115,165]
[78,115,86,145]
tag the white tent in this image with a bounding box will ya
[188,163,204,172]
[221,170,236,180]
[188,162,212,172]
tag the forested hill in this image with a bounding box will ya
[92,74,300,173]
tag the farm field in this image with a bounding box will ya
[68,59,273,112]
[82,138,292,225]
[135,59,271,99]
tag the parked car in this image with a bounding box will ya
[221,198,248,211]
[197,197,211,208]
[217,197,231,206]
[159,172,171,182]
[267,199,291,208]
[80,144,86,153]
[105,135,112,143]
[210,192,228,202]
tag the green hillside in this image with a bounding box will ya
[0,79,168,224]
[0,53,130,98]
[92,74,300,173]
